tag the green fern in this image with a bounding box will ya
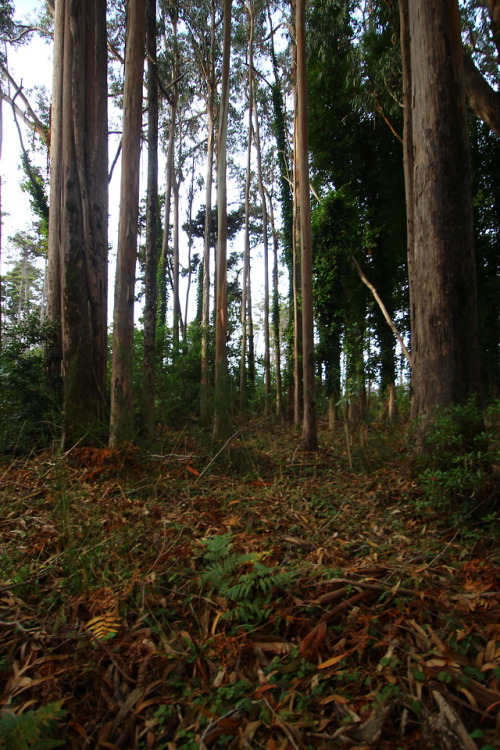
[0,702,66,749]
[199,534,296,624]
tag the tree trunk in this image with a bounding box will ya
[403,0,481,427]
[240,2,254,411]
[184,155,196,340]
[47,0,108,447]
[200,0,217,423]
[267,192,283,417]
[142,0,159,441]
[46,0,64,384]
[292,93,302,427]
[157,14,179,359]
[172,161,181,350]
[295,0,317,450]
[0,83,3,347]
[213,0,232,439]
[253,84,271,416]
[267,2,294,416]
[110,0,146,446]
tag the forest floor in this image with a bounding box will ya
[0,421,499,750]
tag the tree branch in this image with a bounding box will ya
[463,52,500,134]
[0,64,48,143]
[350,254,412,367]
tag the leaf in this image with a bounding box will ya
[317,693,349,706]
[317,652,349,670]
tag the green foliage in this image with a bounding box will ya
[199,533,295,625]
[0,315,60,453]
[154,323,203,427]
[0,702,66,749]
[414,399,499,519]
[19,153,49,241]
[3,231,46,328]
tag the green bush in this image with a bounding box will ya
[0,702,66,749]
[0,315,60,453]
[414,399,499,519]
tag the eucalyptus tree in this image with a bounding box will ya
[47,0,108,447]
[266,2,294,415]
[142,0,160,440]
[110,0,147,446]
[295,0,317,449]
[180,0,220,422]
[252,82,272,414]
[239,0,256,410]
[399,0,480,428]
[157,2,180,357]
[213,0,232,438]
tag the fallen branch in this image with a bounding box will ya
[350,254,412,367]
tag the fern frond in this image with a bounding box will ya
[85,613,121,641]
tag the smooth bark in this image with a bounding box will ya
[295,0,317,450]
[253,84,271,415]
[110,0,146,446]
[142,0,159,440]
[240,0,254,410]
[213,0,232,439]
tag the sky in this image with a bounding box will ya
[0,0,275,350]
[1,1,52,256]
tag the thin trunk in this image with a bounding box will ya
[267,1,294,406]
[200,0,216,423]
[0,85,2,347]
[157,14,179,356]
[172,163,181,349]
[266,193,282,416]
[184,155,196,339]
[46,0,64,381]
[292,72,302,426]
[253,90,271,415]
[296,0,317,450]
[110,0,146,446]
[247,271,255,387]
[201,108,214,420]
[142,0,159,440]
[240,2,254,411]
[213,0,232,439]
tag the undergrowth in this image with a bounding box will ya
[0,421,498,748]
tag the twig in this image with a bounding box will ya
[194,419,269,484]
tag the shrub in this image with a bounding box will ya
[414,399,499,519]
[0,315,60,453]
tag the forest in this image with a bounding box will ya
[0,0,499,747]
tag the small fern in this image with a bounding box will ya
[199,534,295,625]
[0,702,66,749]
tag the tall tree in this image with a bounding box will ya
[253,82,271,415]
[110,0,147,446]
[181,0,219,422]
[157,7,180,359]
[295,0,317,450]
[239,0,254,410]
[213,0,232,438]
[399,0,481,427]
[142,0,159,440]
[47,0,108,447]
